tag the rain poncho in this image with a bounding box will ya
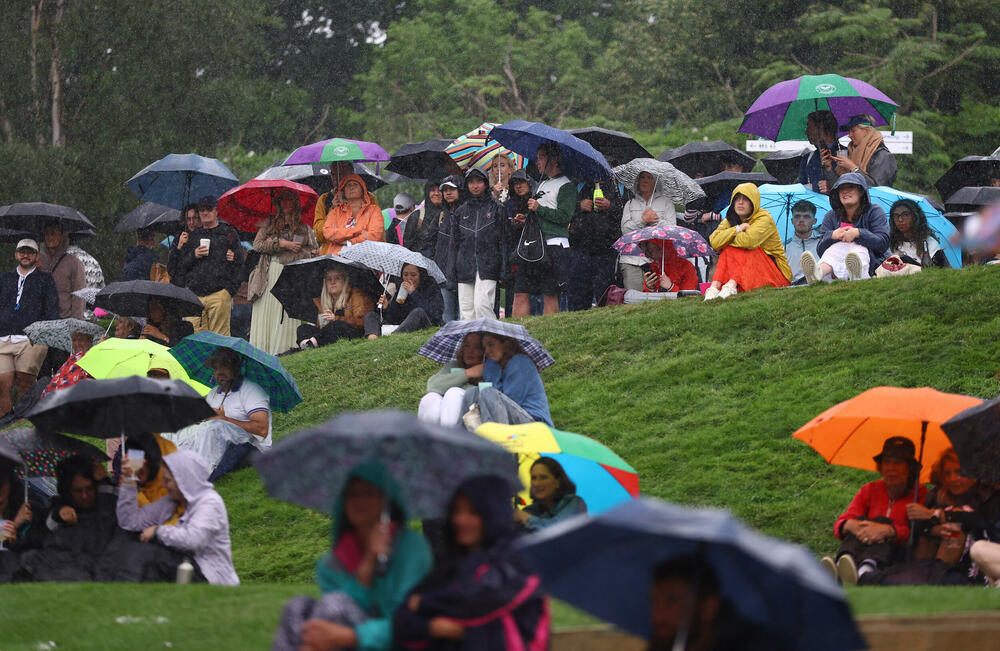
[315,174,385,255]
[708,183,793,282]
[449,169,508,284]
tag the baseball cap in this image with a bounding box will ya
[393,193,415,212]
[15,239,39,252]
[197,195,217,209]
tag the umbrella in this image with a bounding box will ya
[0,438,25,466]
[24,318,105,354]
[935,156,1000,202]
[168,331,302,413]
[611,158,706,206]
[418,318,555,370]
[868,186,962,268]
[114,203,182,233]
[792,386,982,483]
[270,254,382,322]
[125,153,240,210]
[254,409,520,519]
[216,179,318,232]
[255,161,389,194]
[657,141,756,177]
[757,183,831,243]
[445,123,526,174]
[283,138,390,167]
[27,376,214,438]
[567,127,651,166]
[77,337,211,396]
[0,202,96,234]
[72,287,102,306]
[944,186,1000,213]
[489,120,613,181]
[386,138,458,180]
[474,421,638,514]
[0,226,93,244]
[1,428,108,477]
[612,224,712,259]
[696,171,778,208]
[338,241,446,284]
[739,73,899,141]
[515,497,865,649]
[941,397,1000,484]
[95,280,204,318]
[762,148,810,184]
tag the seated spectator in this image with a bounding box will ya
[134,450,239,585]
[821,437,926,585]
[875,199,948,277]
[41,330,97,395]
[637,240,698,293]
[364,264,443,340]
[910,448,977,561]
[800,173,889,283]
[620,171,677,292]
[204,348,271,481]
[514,457,586,532]
[829,114,897,188]
[273,462,432,651]
[296,268,374,349]
[0,461,32,551]
[461,333,552,428]
[782,200,821,284]
[704,184,791,300]
[315,174,385,255]
[417,333,484,427]
[140,297,194,348]
[114,316,143,339]
[393,475,548,650]
[115,433,182,532]
[121,227,161,282]
[44,454,115,534]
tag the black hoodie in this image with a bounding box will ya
[450,169,507,284]
[405,179,446,259]
[569,180,628,256]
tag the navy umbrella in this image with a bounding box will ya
[125,153,239,210]
[386,138,458,181]
[270,254,381,322]
[489,120,613,181]
[115,202,182,233]
[0,202,95,234]
[658,141,757,177]
[516,497,866,650]
[942,397,1000,484]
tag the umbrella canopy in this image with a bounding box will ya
[657,141,756,177]
[445,122,526,173]
[270,254,381,322]
[27,376,214,438]
[792,386,982,482]
[762,148,810,185]
[475,422,638,514]
[612,158,706,205]
[567,127,651,166]
[77,337,210,396]
[24,318,105,354]
[255,410,519,519]
[95,280,203,318]
[169,331,302,413]
[868,186,962,268]
[944,186,1000,212]
[71,287,102,306]
[0,227,93,244]
[216,179,318,232]
[0,428,108,477]
[338,241,446,284]
[612,224,712,259]
[490,120,613,181]
[283,138,390,167]
[125,153,239,210]
[935,156,1000,202]
[0,202,96,235]
[696,171,778,208]
[114,203,182,233]
[386,138,459,180]
[0,438,25,466]
[739,73,898,141]
[418,318,555,370]
[255,161,388,194]
[515,497,865,649]
[942,397,1000,484]
[757,183,831,243]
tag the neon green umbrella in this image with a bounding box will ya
[77,338,211,396]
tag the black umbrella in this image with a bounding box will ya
[658,141,757,177]
[935,156,1000,202]
[0,202,96,234]
[942,397,1000,484]
[567,127,651,166]
[761,148,809,185]
[27,376,214,439]
[95,280,204,318]
[386,138,457,181]
[115,202,183,233]
[0,227,94,244]
[270,254,381,322]
[944,186,1000,213]
[696,171,778,208]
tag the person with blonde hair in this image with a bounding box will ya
[487,151,518,202]
[295,267,374,349]
[827,114,897,188]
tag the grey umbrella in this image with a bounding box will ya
[115,202,183,233]
[338,240,447,284]
[612,158,706,205]
[24,318,105,354]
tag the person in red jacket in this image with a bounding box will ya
[638,239,698,293]
[822,436,927,586]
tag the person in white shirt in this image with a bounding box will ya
[619,171,677,291]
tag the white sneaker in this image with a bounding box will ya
[703,285,721,301]
[845,251,864,280]
[800,251,822,284]
[820,556,837,582]
[462,404,482,430]
[837,555,858,586]
[717,279,738,299]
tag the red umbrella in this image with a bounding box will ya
[217,179,318,232]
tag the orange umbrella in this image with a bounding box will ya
[793,387,982,482]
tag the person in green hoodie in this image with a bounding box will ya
[273,461,432,651]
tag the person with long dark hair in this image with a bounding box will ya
[140,296,193,347]
[363,263,443,339]
[885,199,948,269]
[0,460,31,550]
[460,333,552,428]
[513,457,586,531]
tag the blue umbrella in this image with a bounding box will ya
[868,186,962,268]
[125,153,240,210]
[516,498,865,650]
[489,120,613,181]
[758,184,831,244]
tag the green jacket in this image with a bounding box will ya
[534,177,578,241]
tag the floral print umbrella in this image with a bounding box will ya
[613,224,712,259]
[1,428,108,477]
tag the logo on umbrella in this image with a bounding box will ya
[815,83,837,95]
[333,146,350,156]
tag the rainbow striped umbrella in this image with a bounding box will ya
[475,422,638,514]
[445,122,526,172]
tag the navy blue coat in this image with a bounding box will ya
[0,268,60,337]
[450,193,507,284]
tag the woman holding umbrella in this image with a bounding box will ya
[637,239,698,293]
[462,333,552,428]
[619,171,677,292]
[363,264,443,339]
[249,190,318,355]
[315,174,384,255]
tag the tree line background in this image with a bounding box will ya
[1,0,998,278]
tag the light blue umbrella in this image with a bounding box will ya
[758,183,831,244]
[125,153,239,210]
[868,186,962,268]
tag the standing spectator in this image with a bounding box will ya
[386,193,416,247]
[404,180,444,259]
[451,168,506,321]
[567,179,625,310]
[177,196,244,336]
[39,223,85,319]
[619,171,677,291]
[434,176,464,324]
[0,240,59,416]
[829,114,898,188]
[202,348,271,481]
[798,111,844,194]
[314,175,384,255]
[168,204,200,286]
[121,227,161,282]
[488,151,518,203]
[783,201,821,283]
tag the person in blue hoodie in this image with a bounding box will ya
[121,228,161,282]
[460,333,552,428]
[273,461,432,651]
[393,475,550,651]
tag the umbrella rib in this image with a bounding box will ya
[824,416,870,465]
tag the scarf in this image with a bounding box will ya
[848,127,885,174]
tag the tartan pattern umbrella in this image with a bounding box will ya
[612,225,711,259]
[418,318,555,370]
[217,179,318,231]
[338,241,446,284]
[1,428,108,477]
[283,138,390,166]
[168,331,302,412]
[24,319,105,354]
[612,158,705,205]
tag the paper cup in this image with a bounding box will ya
[200,238,210,251]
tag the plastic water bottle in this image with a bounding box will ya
[176,559,193,584]
[592,185,605,210]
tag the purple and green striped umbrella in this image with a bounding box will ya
[739,74,898,142]
[283,138,391,166]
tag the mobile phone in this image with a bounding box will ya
[640,263,653,274]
